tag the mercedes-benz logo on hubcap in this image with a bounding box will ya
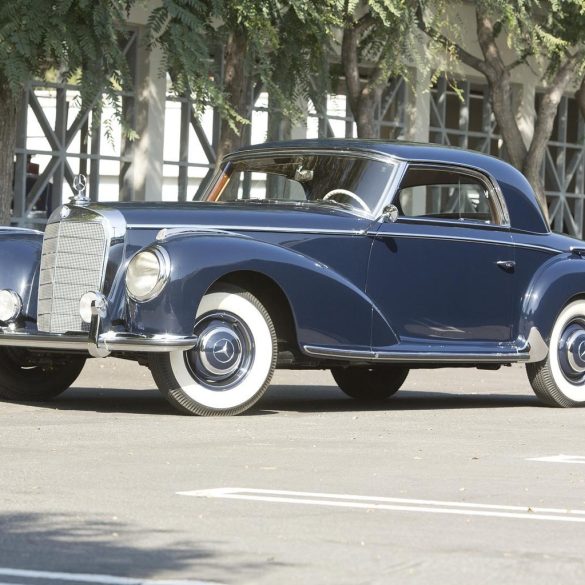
[213,338,235,363]
[578,340,585,361]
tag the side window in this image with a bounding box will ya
[396,167,502,224]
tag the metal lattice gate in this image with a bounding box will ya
[12,30,138,228]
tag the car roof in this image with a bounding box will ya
[236,139,549,233]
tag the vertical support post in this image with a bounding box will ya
[211,44,223,161]
[13,88,29,224]
[178,99,189,202]
[52,87,67,206]
[404,67,430,144]
[131,29,166,201]
[458,80,470,149]
[120,30,138,202]
[89,109,101,202]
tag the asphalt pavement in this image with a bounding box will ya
[1,358,585,584]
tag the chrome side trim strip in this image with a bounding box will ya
[303,345,530,363]
[371,229,561,254]
[0,330,198,355]
[129,224,367,236]
[0,226,43,234]
[136,224,561,254]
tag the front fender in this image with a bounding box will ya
[0,230,43,319]
[128,234,397,350]
[520,253,585,343]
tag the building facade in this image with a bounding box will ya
[11,4,585,237]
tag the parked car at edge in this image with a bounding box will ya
[1,139,585,415]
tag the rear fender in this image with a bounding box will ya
[519,253,585,344]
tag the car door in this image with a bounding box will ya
[367,164,515,350]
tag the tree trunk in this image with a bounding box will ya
[0,80,20,226]
[486,72,528,170]
[474,9,528,170]
[522,57,579,221]
[216,27,250,166]
[341,26,381,139]
[355,90,380,138]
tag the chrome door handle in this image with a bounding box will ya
[496,260,515,272]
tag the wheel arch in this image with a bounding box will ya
[519,254,585,344]
[206,270,300,355]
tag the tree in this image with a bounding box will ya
[149,1,339,166]
[339,1,415,138]
[0,0,136,225]
[418,0,585,220]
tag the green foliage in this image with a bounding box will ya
[342,1,418,87]
[422,0,585,78]
[148,0,341,128]
[0,0,134,127]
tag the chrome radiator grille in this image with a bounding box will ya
[37,219,108,333]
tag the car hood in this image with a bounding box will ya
[100,201,372,232]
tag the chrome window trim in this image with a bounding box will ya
[391,162,511,228]
[211,147,406,220]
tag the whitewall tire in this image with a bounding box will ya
[149,286,277,416]
[527,299,585,407]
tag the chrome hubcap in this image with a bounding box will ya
[558,319,585,382]
[186,312,254,389]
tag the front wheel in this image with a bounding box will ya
[0,348,86,402]
[331,365,409,401]
[149,286,277,416]
[527,299,585,407]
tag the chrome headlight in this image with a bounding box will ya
[0,289,22,323]
[125,247,170,302]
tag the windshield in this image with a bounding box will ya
[203,153,396,216]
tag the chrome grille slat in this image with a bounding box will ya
[37,218,108,333]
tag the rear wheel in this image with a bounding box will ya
[149,286,277,416]
[527,299,585,407]
[0,348,86,402]
[331,365,409,401]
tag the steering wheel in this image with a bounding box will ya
[322,189,370,213]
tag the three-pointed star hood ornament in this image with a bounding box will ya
[70,174,90,206]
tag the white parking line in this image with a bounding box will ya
[0,568,218,585]
[527,454,585,464]
[178,487,585,523]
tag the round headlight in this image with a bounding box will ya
[126,248,170,302]
[0,289,22,323]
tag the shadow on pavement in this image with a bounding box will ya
[0,512,271,583]
[260,385,539,412]
[19,384,540,416]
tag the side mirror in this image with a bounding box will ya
[380,204,399,223]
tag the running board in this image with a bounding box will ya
[303,328,548,364]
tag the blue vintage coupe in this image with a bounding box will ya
[1,139,584,415]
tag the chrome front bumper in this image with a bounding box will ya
[0,328,198,358]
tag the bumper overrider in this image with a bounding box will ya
[0,288,198,358]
